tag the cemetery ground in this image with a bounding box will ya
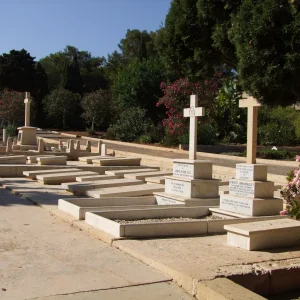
[0,187,193,300]
[2,173,300,300]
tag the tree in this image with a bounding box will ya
[0,49,37,92]
[81,89,110,131]
[230,0,300,105]
[155,0,235,80]
[119,29,156,61]
[112,57,165,123]
[43,88,81,129]
[60,55,84,94]
[33,62,49,127]
[40,45,107,92]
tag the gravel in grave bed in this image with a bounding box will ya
[114,215,224,224]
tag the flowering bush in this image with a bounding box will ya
[156,76,221,136]
[280,155,300,219]
[0,89,24,125]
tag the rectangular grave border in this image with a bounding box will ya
[84,208,287,238]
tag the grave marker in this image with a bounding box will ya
[239,94,261,164]
[183,95,205,160]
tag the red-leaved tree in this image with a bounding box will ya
[0,90,24,126]
[156,76,222,136]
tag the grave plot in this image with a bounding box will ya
[210,95,283,218]
[0,155,27,164]
[27,155,54,163]
[75,174,122,182]
[92,157,141,166]
[62,178,145,196]
[36,171,99,184]
[145,176,165,184]
[86,183,164,198]
[105,168,159,177]
[78,155,114,164]
[23,168,81,180]
[124,171,172,181]
[85,207,286,238]
[154,96,220,207]
[37,156,67,165]
[58,196,159,220]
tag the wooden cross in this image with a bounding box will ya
[239,94,261,164]
[183,95,205,160]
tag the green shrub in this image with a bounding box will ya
[5,124,17,137]
[86,127,95,137]
[258,106,299,146]
[106,107,151,142]
[198,122,218,145]
[139,134,152,144]
[245,150,296,160]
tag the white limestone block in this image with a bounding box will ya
[229,179,274,198]
[225,219,300,250]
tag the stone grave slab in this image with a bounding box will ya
[229,180,274,198]
[58,196,157,220]
[62,178,144,196]
[36,171,99,185]
[37,156,67,165]
[236,164,267,181]
[86,183,164,198]
[85,206,209,238]
[225,219,300,250]
[76,174,122,182]
[92,157,141,166]
[165,176,219,198]
[27,155,55,164]
[124,171,172,181]
[78,155,113,164]
[105,168,159,177]
[173,159,212,179]
[145,176,165,184]
[23,168,81,180]
[155,192,220,206]
[220,194,283,216]
[0,155,27,164]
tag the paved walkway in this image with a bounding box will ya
[0,187,193,300]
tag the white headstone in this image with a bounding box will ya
[6,137,12,153]
[38,139,44,153]
[97,140,102,154]
[86,140,91,152]
[183,95,205,160]
[3,128,6,143]
[101,144,107,156]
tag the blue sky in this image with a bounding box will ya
[0,0,171,60]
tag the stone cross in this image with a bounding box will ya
[183,95,205,160]
[24,92,31,127]
[239,94,261,164]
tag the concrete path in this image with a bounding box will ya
[0,187,193,300]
